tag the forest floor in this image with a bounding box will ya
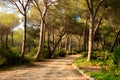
[0,54,88,80]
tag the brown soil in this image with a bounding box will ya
[0,54,88,80]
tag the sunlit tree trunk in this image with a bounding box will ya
[86,0,104,61]
[34,19,45,61]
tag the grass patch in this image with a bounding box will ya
[73,53,120,80]
[91,71,120,80]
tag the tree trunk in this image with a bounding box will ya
[34,19,45,61]
[52,30,55,50]
[83,17,89,51]
[47,30,52,56]
[65,35,68,51]
[78,36,81,52]
[68,37,72,53]
[21,13,27,60]
[0,34,3,46]
[5,33,9,49]
[11,31,14,47]
[51,30,65,58]
[87,14,94,61]
[110,30,120,53]
[59,41,62,50]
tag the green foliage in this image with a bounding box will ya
[109,46,120,69]
[0,13,19,28]
[113,46,120,63]
[73,54,108,67]
[32,48,51,61]
[74,51,120,80]
[56,50,66,57]
[0,47,32,67]
[108,0,120,10]
[53,50,66,58]
[94,51,109,60]
[0,47,21,67]
[91,71,120,80]
[42,48,51,59]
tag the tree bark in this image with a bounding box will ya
[11,31,14,47]
[52,29,55,50]
[87,14,94,61]
[86,0,104,61]
[0,34,3,46]
[68,37,72,53]
[51,29,65,58]
[47,30,52,55]
[83,17,89,51]
[34,19,45,61]
[110,30,120,53]
[21,13,27,60]
[65,35,68,52]
[5,33,9,49]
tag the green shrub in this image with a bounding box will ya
[32,48,51,61]
[54,50,66,57]
[107,46,120,71]
[42,48,51,59]
[0,47,32,67]
[71,51,77,55]
[113,46,120,68]
[91,71,120,80]
[0,57,6,65]
[0,47,21,67]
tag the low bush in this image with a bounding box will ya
[0,47,32,68]
[54,50,66,58]
[112,46,120,68]
[42,48,51,59]
[73,51,120,80]
[91,71,120,80]
[0,47,21,67]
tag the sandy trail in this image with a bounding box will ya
[0,54,88,80]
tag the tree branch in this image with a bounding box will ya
[86,0,93,14]
[11,0,24,15]
[93,0,104,18]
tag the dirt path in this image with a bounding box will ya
[0,54,88,80]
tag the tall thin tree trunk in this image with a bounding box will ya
[87,14,94,61]
[11,31,14,47]
[83,17,89,51]
[86,0,104,61]
[34,19,45,61]
[5,33,9,49]
[0,34,4,47]
[59,41,62,51]
[52,30,55,50]
[65,35,68,52]
[21,13,27,60]
[51,30,65,58]
[0,34,2,46]
[110,30,120,53]
[68,37,72,53]
[47,30,52,55]
[78,36,81,52]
